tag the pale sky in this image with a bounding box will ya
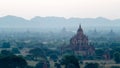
[0,0,120,19]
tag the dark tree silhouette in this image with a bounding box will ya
[49,54,58,62]
[0,50,13,57]
[111,66,120,68]
[61,55,80,68]
[35,60,50,68]
[29,48,46,60]
[2,42,10,48]
[11,48,20,54]
[84,63,99,68]
[54,63,61,68]
[114,52,120,64]
[0,55,27,68]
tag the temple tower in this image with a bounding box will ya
[70,25,95,56]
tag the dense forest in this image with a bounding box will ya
[0,27,120,68]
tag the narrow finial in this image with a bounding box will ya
[79,24,81,28]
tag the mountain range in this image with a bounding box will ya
[0,15,120,31]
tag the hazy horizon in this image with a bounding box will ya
[0,0,120,20]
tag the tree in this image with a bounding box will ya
[111,66,120,68]
[95,49,104,59]
[25,55,34,61]
[11,48,20,54]
[61,55,80,68]
[26,66,34,68]
[0,50,13,57]
[35,60,50,68]
[49,54,58,62]
[29,48,46,60]
[0,55,27,68]
[113,52,120,64]
[54,63,61,68]
[84,63,99,68]
[47,49,60,57]
[66,63,76,68]
[2,42,10,48]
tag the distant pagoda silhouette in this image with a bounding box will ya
[107,29,116,36]
[69,25,95,56]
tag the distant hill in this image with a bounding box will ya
[0,15,120,31]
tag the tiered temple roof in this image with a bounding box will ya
[70,25,95,56]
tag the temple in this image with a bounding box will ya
[69,25,95,56]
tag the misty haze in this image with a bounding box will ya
[0,0,120,68]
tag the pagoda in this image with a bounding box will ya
[70,25,95,56]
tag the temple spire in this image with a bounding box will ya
[79,24,81,28]
[77,24,83,33]
[69,25,95,56]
